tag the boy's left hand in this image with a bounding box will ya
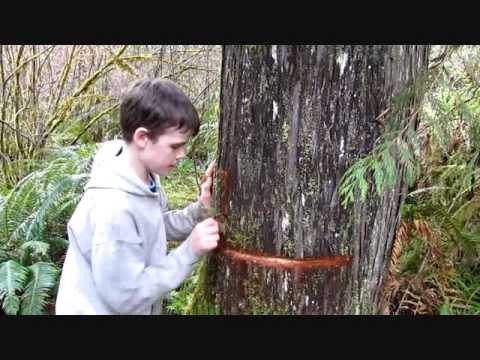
[199,160,216,209]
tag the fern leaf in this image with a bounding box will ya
[20,262,59,315]
[0,249,8,262]
[3,294,21,315]
[0,260,30,314]
[2,174,40,242]
[20,241,50,258]
[25,176,76,243]
[0,260,29,293]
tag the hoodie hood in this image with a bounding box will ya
[85,140,159,198]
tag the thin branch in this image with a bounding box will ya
[2,46,55,87]
[69,103,120,145]
[0,118,35,143]
[192,78,219,105]
[48,45,77,116]
[40,45,129,145]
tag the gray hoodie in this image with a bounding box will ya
[55,140,208,315]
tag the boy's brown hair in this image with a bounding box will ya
[120,79,200,143]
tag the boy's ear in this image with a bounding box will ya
[132,127,150,148]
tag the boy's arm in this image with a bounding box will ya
[91,207,201,315]
[161,193,209,241]
[160,160,215,241]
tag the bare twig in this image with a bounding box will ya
[0,118,34,143]
[70,103,120,145]
[2,45,55,86]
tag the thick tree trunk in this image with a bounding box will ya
[201,45,430,314]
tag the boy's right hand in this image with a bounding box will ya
[190,218,219,256]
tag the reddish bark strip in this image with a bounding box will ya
[217,242,352,270]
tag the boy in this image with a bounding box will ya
[56,79,219,315]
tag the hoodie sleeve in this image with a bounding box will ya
[90,207,201,315]
[158,186,210,241]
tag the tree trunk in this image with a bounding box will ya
[200,45,430,314]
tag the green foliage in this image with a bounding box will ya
[164,258,206,315]
[0,260,59,315]
[338,69,427,208]
[0,144,95,314]
[388,46,480,315]
[0,260,29,314]
[423,46,480,154]
[20,262,59,315]
[162,158,199,210]
[439,302,451,315]
[339,137,420,208]
[188,91,219,166]
[398,236,427,274]
[1,145,94,254]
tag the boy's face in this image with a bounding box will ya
[141,126,191,177]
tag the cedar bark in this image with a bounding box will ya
[203,45,430,314]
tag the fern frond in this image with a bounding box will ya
[0,249,8,262]
[25,174,85,243]
[3,294,21,315]
[20,241,50,258]
[50,195,82,220]
[1,175,39,241]
[1,145,92,261]
[0,260,30,315]
[20,262,59,315]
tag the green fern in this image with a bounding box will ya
[25,174,89,244]
[20,241,50,259]
[0,249,8,262]
[0,144,95,314]
[20,262,59,315]
[2,174,39,242]
[0,260,30,315]
[0,144,94,253]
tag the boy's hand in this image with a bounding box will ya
[190,218,219,256]
[199,160,216,209]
